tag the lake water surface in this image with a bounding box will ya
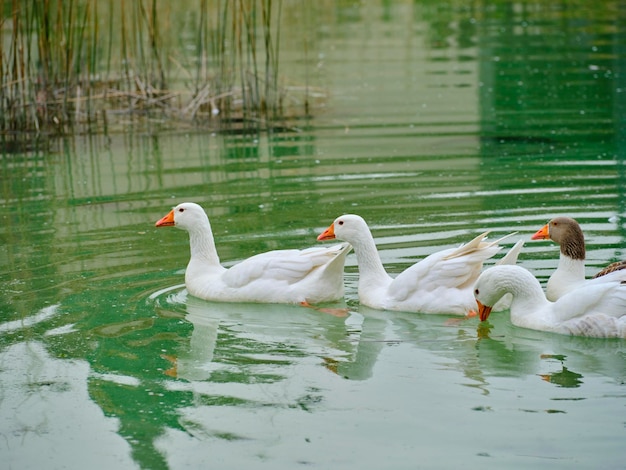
[1,2,625,469]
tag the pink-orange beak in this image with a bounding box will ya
[531,223,550,240]
[155,210,175,227]
[477,300,493,322]
[317,222,336,241]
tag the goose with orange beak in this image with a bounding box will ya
[531,217,626,301]
[473,264,626,338]
[156,202,351,304]
[317,214,516,316]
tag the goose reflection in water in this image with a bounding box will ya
[539,354,584,389]
[157,283,626,395]
[474,318,626,390]
[154,288,387,383]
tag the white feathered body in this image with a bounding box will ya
[475,265,626,338]
[185,243,351,304]
[157,202,351,304]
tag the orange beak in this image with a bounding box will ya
[155,210,175,227]
[477,300,493,322]
[317,223,336,241]
[531,223,550,240]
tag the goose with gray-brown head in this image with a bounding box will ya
[531,216,626,301]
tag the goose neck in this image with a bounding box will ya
[506,270,550,319]
[188,224,221,266]
[556,252,585,277]
[352,234,389,282]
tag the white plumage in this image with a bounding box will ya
[156,202,351,304]
[474,265,626,338]
[318,214,512,315]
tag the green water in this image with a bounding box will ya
[1,2,625,469]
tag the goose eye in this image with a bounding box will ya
[474,288,479,296]
[338,220,344,225]
[178,208,185,213]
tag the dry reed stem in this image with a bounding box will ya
[0,0,301,142]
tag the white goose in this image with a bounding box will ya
[531,217,626,301]
[474,265,626,338]
[317,214,511,315]
[156,202,351,304]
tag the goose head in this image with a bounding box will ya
[531,216,585,260]
[474,265,532,321]
[155,202,209,231]
[317,214,371,244]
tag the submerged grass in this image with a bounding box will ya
[0,0,305,147]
